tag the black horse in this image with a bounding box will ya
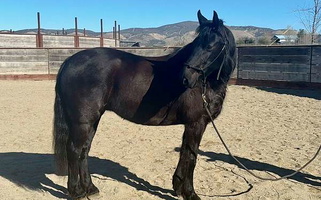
[53,10,236,200]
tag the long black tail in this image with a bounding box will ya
[53,89,69,175]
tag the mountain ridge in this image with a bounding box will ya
[2,21,296,46]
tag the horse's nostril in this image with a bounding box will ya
[183,78,188,86]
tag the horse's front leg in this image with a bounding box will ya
[173,121,206,200]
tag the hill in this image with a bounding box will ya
[4,21,296,47]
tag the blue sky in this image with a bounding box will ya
[0,0,314,32]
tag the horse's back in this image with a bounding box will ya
[56,47,156,122]
[58,48,146,80]
[57,47,153,91]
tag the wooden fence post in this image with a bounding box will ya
[74,17,79,48]
[309,46,313,83]
[114,20,117,47]
[36,12,43,48]
[100,19,104,47]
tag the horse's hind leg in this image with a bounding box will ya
[173,121,206,200]
[67,115,101,198]
[79,119,101,195]
[66,123,87,198]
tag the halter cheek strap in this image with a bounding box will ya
[184,43,227,81]
[204,44,226,80]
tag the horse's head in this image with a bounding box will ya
[182,10,236,88]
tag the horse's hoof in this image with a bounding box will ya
[172,174,183,196]
[188,193,201,200]
[87,184,100,196]
[68,186,86,200]
[190,193,201,200]
[181,192,201,200]
[70,191,86,200]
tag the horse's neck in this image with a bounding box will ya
[168,42,195,67]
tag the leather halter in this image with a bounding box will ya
[184,43,227,82]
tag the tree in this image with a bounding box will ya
[297,0,321,44]
[297,29,307,44]
[257,37,270,45]
[236,37,255,45]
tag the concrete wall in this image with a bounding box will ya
[48,49,83,74]
[78,37,115,48]
[121,47,177,57]
[0,34,116,48]
[0,34,36,48]
[43,35,74,48]
[0,47,178,75]
[0,49,48,74]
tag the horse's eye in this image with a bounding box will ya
[206,45,214,51]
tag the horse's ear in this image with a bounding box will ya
[197,10,207,25]
[212,11,220,27]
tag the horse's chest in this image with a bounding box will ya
[180,88,226,122]
[206,90,226,119]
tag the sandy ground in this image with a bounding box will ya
[0,80,320,200]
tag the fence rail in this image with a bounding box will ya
[0,45,320,87]
[0,47,179,75]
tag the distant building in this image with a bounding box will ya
[0,30,14,33]
[272,35,298,44]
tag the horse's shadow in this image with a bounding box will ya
[0,152,176,200]
[198,149,321,187]
[2,151,319,200]
[256,87,321,100]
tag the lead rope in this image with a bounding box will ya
[202,88,321,181]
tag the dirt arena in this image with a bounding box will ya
[0,80,320,200]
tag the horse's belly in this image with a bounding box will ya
[109,99,178,126]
